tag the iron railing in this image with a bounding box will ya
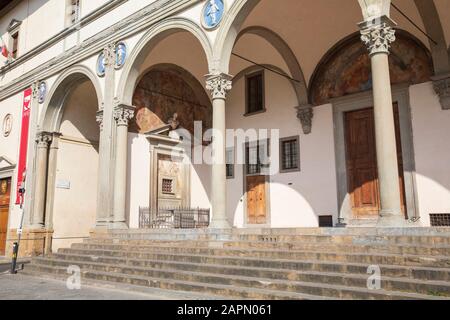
[139,207,210,229]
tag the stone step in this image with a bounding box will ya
[64,245,450,268]
[81,239,450,257]
[95,231,450,245]
[35,252,450,295]
[27,258,448,300]
[45,251,450,282]
[23,264,333,300]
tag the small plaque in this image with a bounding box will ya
[56,180,71,190]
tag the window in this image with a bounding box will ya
[246,140,270,176]
[280,136,300,173]
[245,71,265,115]
[10,32,18,59]
[226,148,235,179]
[161,179,173,195]
[7,19,21,60]
[319,216,334,228]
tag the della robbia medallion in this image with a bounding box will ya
[202,0,225,30]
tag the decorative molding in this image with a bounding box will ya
[205,73,232,99]
[0,0,201,101]
[114,104,135,126]
[432,73,450,110]
[295,105,314,135]
[96,109,104,131]
[31,81,40,99]
[7,19,22,33]
[359,15,396,56]
[103,43,117,67]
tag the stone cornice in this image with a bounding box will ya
[0,0,200,101]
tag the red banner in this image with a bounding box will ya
[16,88,32,204]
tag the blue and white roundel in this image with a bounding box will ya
[97,53,106,77]
[202,0,225,29]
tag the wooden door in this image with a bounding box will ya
[0,178,11,256]
[344,105,406,218]
[246,175,267,224]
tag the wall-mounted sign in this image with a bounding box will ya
[202,0,225,30]
[115,42,127,70]
[2,113,12,137]
[38,81,47,104]
[97,52,106,77]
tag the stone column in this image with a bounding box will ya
[112,104,135,229]
[43,132,62,254]
[31,132,53,228]
[206,73,232,229]
[359,16,404,225]
[96,43,116,227]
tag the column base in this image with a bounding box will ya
[209,219,232,229]
[110,222,129,230]
[377,210,407,227]
[5,229,53,258]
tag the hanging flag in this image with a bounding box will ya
[16,88,32,204]
[1,45,8,58]
[0,37,9,58]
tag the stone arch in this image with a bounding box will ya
[309,30,433,105]
[215,0,448,74]
[117,18,213,106]
[40,65,103,132]
[235,26,308,106]
[131,63,212,135]
[213,0,261,73]
[414,0,450,75]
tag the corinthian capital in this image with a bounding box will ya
[359,15,396,56]
[206,73,233,99]
[36,132,53,148]
[114,104,135,127]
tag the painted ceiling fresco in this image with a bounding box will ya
[310,32,433,106]
[131,68,212,135]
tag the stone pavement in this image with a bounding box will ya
[0,273,223,300]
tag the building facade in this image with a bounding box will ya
[0,0,449,257]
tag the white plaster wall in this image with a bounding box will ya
[0,92,24,232]
[409,82,450,226]
[52,81,99,251]
[126,133,150,229]
[226,68,339,228]
[190,162,211,210]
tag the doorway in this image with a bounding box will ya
[0,178,11,256]
[344,104,407,219]
[245,141,269,225]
